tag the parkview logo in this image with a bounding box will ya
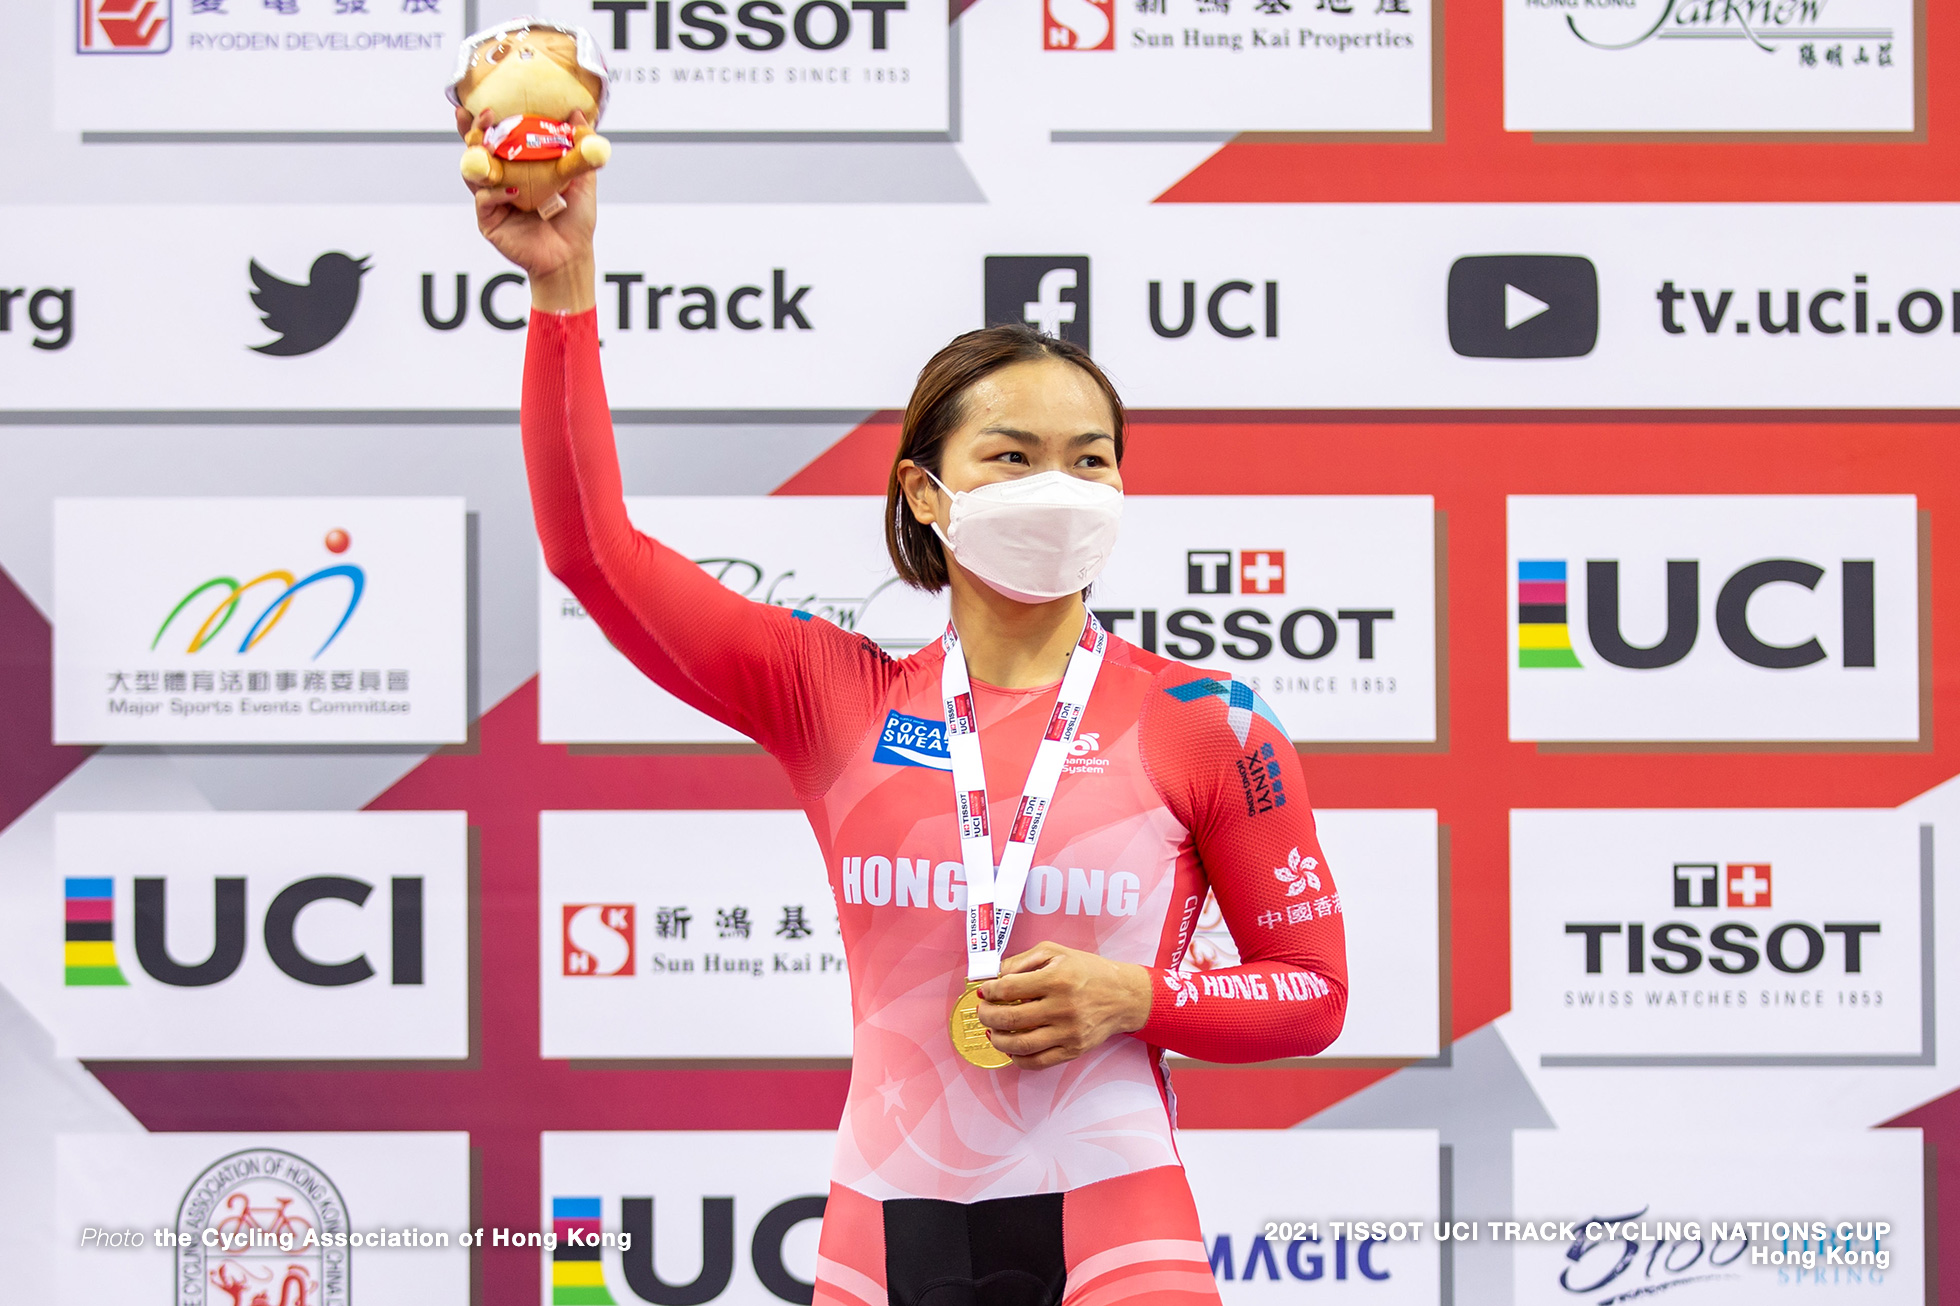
[1546,0,1862,54]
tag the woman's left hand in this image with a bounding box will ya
[977,942,1154,1070]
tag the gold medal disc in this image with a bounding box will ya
[950,980,1013,1069]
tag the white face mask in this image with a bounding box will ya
[925,469,1124,604]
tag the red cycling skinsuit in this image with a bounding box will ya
[523,309,1350,1305]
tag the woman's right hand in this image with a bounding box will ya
[457,106,597,314]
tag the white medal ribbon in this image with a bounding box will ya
[941,614,1107,981]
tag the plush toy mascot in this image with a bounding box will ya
[448,19,611,220]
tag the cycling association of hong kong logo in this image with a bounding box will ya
[176,1148,350,1306]
[153,530,365,662]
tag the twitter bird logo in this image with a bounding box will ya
[249,252,371,357]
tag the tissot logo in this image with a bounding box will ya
[1448,254,1598,359]
[1565,861,1873,978]
[984,255,1091,349]
[588,0,911,51]
[1676,861,1774,909]
[1511,808,1925,1065]
[1187,549,1287,596]
[1098,548,1388,664]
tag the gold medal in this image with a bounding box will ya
[949,979,1012,1070]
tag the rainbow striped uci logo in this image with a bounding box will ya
[1517,560,1582,668]
[551,1197,617,1304]
[64,878,129,986]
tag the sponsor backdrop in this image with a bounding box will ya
[10,1,1960,1305]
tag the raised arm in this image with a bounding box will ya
[1136,680,1349,1063]
[478,164,891,797]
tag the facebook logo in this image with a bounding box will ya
[983,256,1091,351]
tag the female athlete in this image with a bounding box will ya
[468,131,1349,1306]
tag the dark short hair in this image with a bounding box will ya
[885,323,1126,592]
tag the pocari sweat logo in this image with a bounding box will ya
[873,710,951,770]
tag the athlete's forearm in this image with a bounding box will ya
[1138,959,1347,1063]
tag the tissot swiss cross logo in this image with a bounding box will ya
[1186,549,1286,595]
[78,0,171,52]
[1240,551,1286,595]
[1010,797,1046,843]
[947,692,976,735]
[1671,861,1771,908]
[1672,863,1719,908]
[1044,0,1114,50]
[959,790,989,840]
[563,904,635,977]
[1726,863,1773,908]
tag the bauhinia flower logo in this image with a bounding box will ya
[1274,846,1321,897]
[1163,970,1200,1007]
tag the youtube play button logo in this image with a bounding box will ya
[1447,254,1599,358]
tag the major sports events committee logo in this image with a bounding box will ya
[1045,0,1114,50]
[985,256,1091,350]
[78,0,171,52]
[1448,255,1598,359]
[153,528,365,663]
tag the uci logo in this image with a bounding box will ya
[65,875,425,989]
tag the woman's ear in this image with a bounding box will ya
[897,461,940,528]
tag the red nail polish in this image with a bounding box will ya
[505,187,518,196]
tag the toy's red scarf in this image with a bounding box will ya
[483,114,574,162]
